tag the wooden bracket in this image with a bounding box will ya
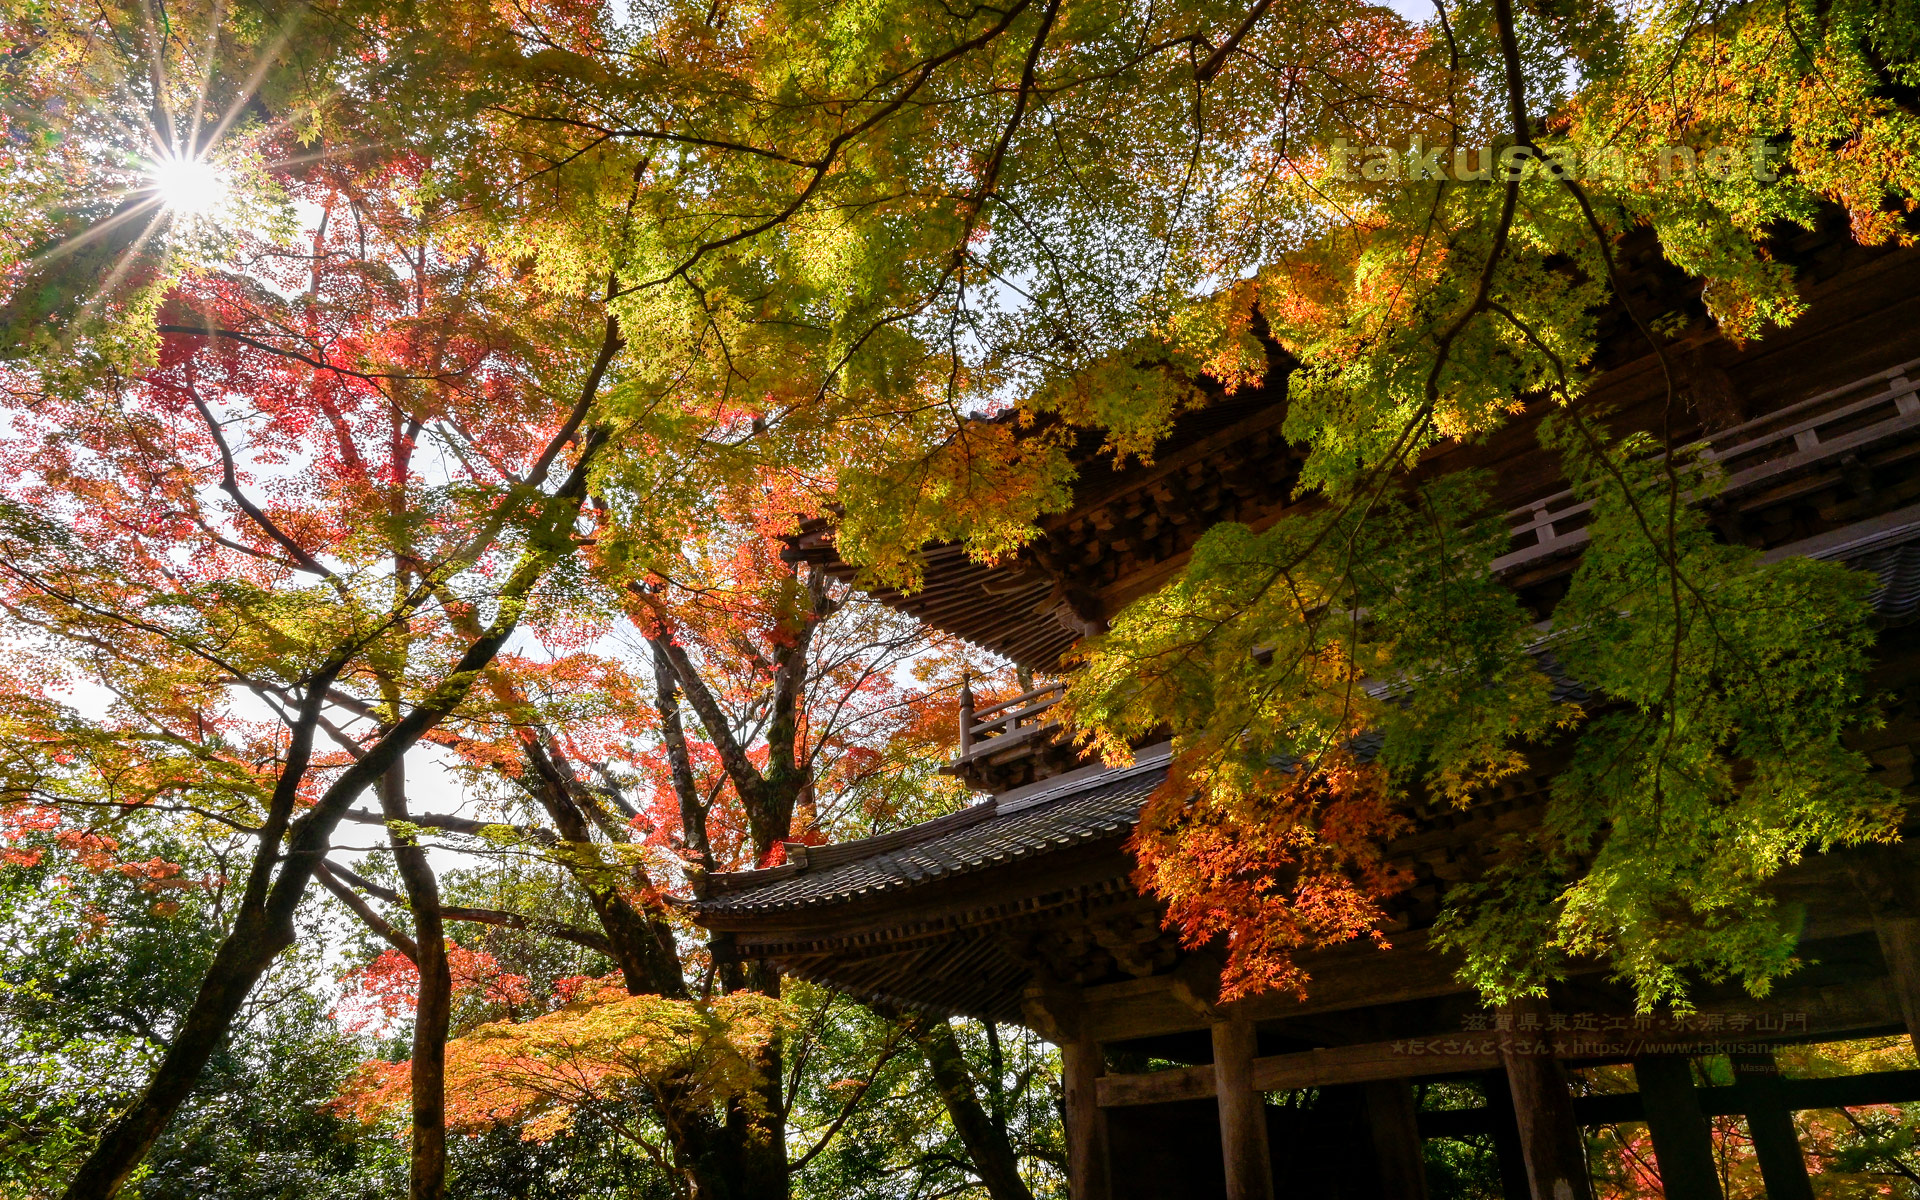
[1023,978,1088,1046]
[1168,953,1224,1021]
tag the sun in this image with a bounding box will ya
[146,153,230,217]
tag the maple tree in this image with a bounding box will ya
[7,0,1920,1192]
[2,0,1073,1193]
[311,501,1036,1199]
[1040,0,1920,1009]
[314,0,1916,1020]
[338,980,791,1168]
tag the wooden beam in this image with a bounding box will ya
[1764,1068,1920,1111]
[1499,1000,1594,1200]
[1365,1079,1431,1200]
[1082,933,1471,1043]
[1097,1063,1216,1106]
[1731,1053,1815,1200]
[1415,1068,1920,1133]
[1096,975,1909,1108]
[1063,1037,1112,1200]
[1024,979,1088,1047]
[1078,894,1883,1046]
[1212,1017,1275,1200]
[1635,1056,1725,1200]
[1254,1039,1500,1093]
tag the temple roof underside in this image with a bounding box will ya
[695,517,1920,1028]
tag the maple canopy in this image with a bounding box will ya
[4,0,1920,1192]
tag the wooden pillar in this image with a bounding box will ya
[1731,1053,1814,1200]
[1850,846,1920,1059]
[1212,1017,1275,1200]
[1364,1079,1430,1200]
[1481,1070,1536,1200]
[1498,1001,1593,1200]
[1873,909,1920,1060]
[1062,1037,1111,1200]
[1635,1056,1724,1200]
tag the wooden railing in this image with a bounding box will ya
[956,679,1066,759]
[1493,357,1920,574]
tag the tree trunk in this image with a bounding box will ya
[59,908,286,1199]
[907,1015,1036,1200]
[733,961,792,1200]
[631,568,842,1200]
[517,731,686,997]
[676,962,789,1200]
[446,613,684,1001]
[652,637,713,872]
[381,761,451,1200]
[59,333,613,1200]
[63,579,552,1197]
[59,670,340,1200]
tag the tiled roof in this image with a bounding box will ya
[692,750,1171,917]
[1862,537,1920,624]
[1810,508,1920,625]
[690,520,1920,923]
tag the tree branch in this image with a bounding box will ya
[320,860,618,959]
[438,905,618,959]
[183,390,337,579]
[340,807,558,845]
[634,598,765,808]
[1194,0,1274,83]
[789,1031,907,1173]
[650,636,714,872]
[316,860,420,960]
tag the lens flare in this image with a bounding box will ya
[147,154,229,217]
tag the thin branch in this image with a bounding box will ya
[316,860,421,959]
[182,390,337,579]
[1194,0,1275,84]
[340,807,558,845]
[321,859,617,958]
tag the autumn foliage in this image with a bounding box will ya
[336,985,791,1147]
[334,946,536,1035]
[1130,755,1411,1001]
[7,0,1920,1190]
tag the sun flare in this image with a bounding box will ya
[147,154,229,217]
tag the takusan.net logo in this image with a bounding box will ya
[1329,136,1785,184]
